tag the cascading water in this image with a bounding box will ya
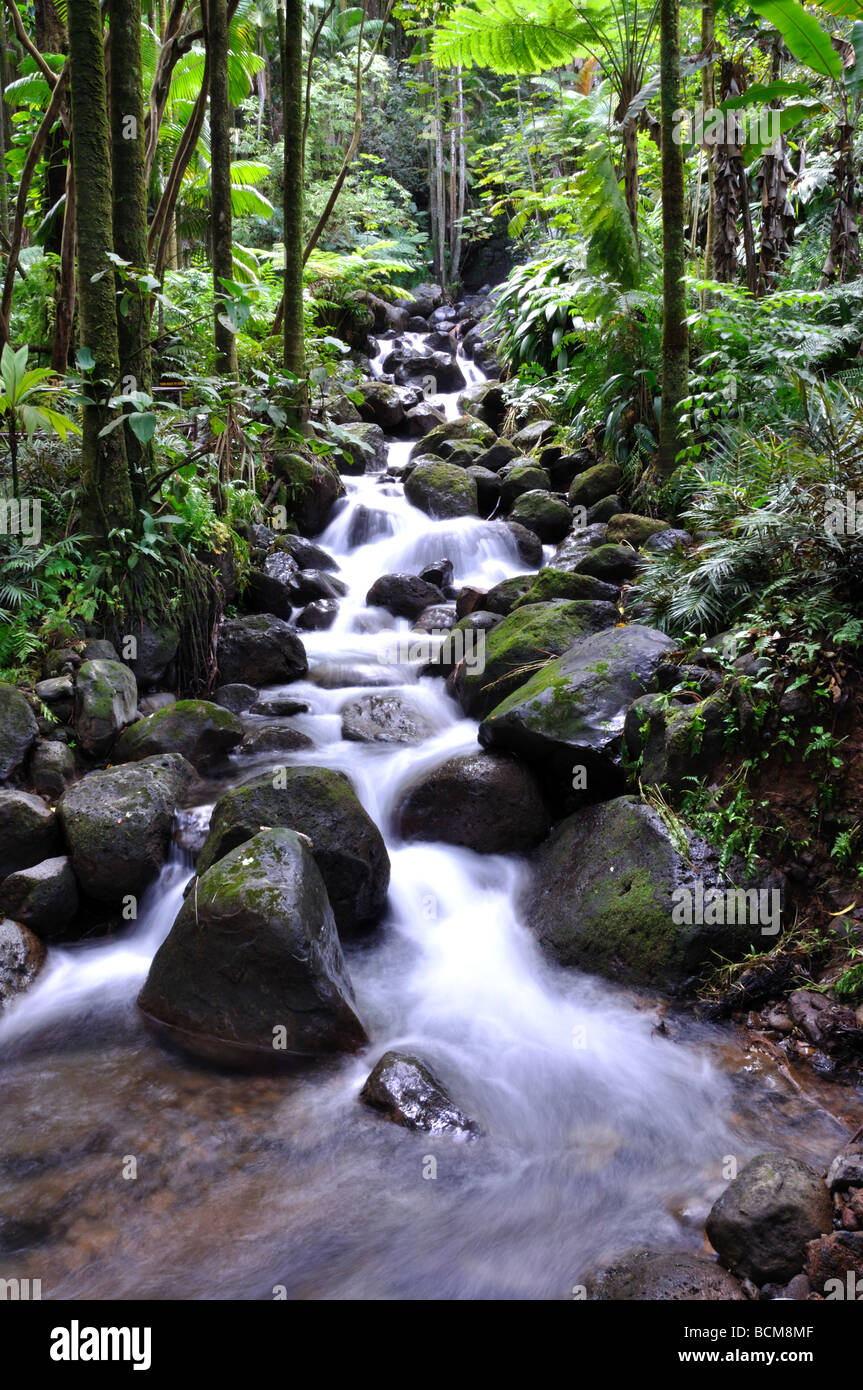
[0,331,846,1301]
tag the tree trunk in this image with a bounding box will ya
[820,97,861,288]
[208,0,237,376]
[659,0,688,475]
[700,0,716,290]
[281,0,305,390]
[68,0,135,536]
[52,152,75,372]
[713,60,749,284]
[617,66,640,240]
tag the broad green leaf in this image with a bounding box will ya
[751,1,841,81]
[128,413,157,445]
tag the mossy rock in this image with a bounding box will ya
[575,543,643,583]
[0,685,38,783]
[513,567,619,608]
[624,691,728,793]
[196,765,390,935]
[404,459,478,519]
[408,417,497,461]
[499,461,550,509]
[114,699,244,768]
[453,600,618,718]
[606,512,670,546]
[508,490,572,543]
[74,659,138,759]
[483,574,537,616]
[268,451,343,535]
[568,462,623,510]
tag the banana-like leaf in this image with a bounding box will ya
[750,0,842,81]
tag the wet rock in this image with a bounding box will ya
[213,683,258,715]
[34,676,74,705]
[58,754,193,903]
[358,381,406,431]
[308,662,395,690]
[412,603,457,633]
[217,615,308,687]
[273,533,339,573]
[73,659,138,758]
[251,694,310,717]
[28,741,76,800]
[575,542,643,583]
[0,918,46,1011]
[480,624,676,784]
[499,461,550,509]
[360,1051,479,1135]
[138,829,367,1065]
[475,439,518,473]
[484,575,536,616]
[586,494,623,524]
[114,700,243,768]
[467,464,502,517]
[247,551,301,619]
[268,453,343,535]
[409,417,497,462]
[624,691,727,793]
[787,989,857,1048]
[338,421,388,474]
[394,351,466,393]
[805,1231,863,1295]
[298,598,339,631]
[453,600,618,719]
[366,573,446,619]
[196,766,389,935]
[238,723,314,756]
[397,751,550,853]
[827,1148,863,1192]
[508,490,572,542]
[644,527,692,554]
[128,622,180,689]
[341,691,439,746]
[568,462,623,510]
[525,795,764,989]
[505,521,543,567]
[404,459,479,520]
[512,568,619,607]
[419,558,454,590]
[0,791,60,878]
[706,1153,833,1284]
[511,419,556,453]
[404,401,447,437]
[455,587,486,619]
[588,1250,744,1301]
[0,856,78,937]
[428,304,456,329]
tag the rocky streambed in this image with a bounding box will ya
[0,296,860,1300]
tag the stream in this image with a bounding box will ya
[0,332,852,1301]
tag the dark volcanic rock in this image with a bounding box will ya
[360,1050,479,1135]
[396,751,550,853]
[706,1153,833,1284]
[366,573,446,619]
[588,1250,744,1301]
[217,615,308,687]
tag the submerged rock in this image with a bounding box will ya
[360,1051,479,1135]
[341,691,439,746]
[706,1153,833,1284]
[366,573,446,619]
[396,751,550,854]
[196,766,389,935]
[138,829,367,1066]
[588,1250,744,1301]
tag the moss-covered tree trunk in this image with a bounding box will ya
[659,0,688,475]
[208,0,237,376]
[700,0,716,290]
[282,0,306,392]
[108,0,153,495]
[68,0,135,536]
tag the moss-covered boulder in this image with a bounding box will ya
[0,790,60,878]
[408,416,496,461]
[337,421,388,474]
[0,855,78,937]
[73,659,138,758]
[396,750,550,853]
[512,568,619,608]
[114,700,243,768]
[404,458,478,519]
[268,452,343,535]
[0,918,46,1011]
[624,691,728,793]
[58,754,193,903]
[499,461,550,509]
[216,614,308,687]
[196,766,389,935]
[568,462,623,509]
[575,542,643,583]
[453,600,618,718]
[358,380,406,432]
[0,685,38,783]
[508,490,572,542]
[606,513,670,546]
[138,829,367,1066]
[525,795,763,990]
[549,523,608,572]
[479,623,677,790]
[483,574,537,616]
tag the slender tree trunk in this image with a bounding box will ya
[432,64,446,287]
[659,0,688,475]
[68,0,135,536]
[700,0,716,292]
[207,0,237,376]
[0,18,8,241]
[713,60,750,284]
[617,66,640,239]
[52,153,75,372]
[109,0,153,491]
[281,0,305,390]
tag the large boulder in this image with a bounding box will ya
[404,459,478,519]
[58,754,193,903]
[396,751,550,854]
[568,462,623,509]
[366,573,445,619]
[453,600,618,719]
[341,691,440,746]
[361,1051,479,1135]
[588,1251,744,1301]
[479,623,676,787]
[196,766,389,935]
[394,351,466,393]
[512,568,619,608]
[550,523,608,573]
[138,829,367,1065]
[73,659,138,758]
[128,622,179,689]
[268,452,343,534]
[706,1153,833,1284]
[499,461,550,509]
[358,382,406,432]
[0,855,78,937]
[0,685,38,783]
[114,699,243,768]
[483,575,536,616]
[0,918,46,1011]
[246,551,301,619]
[508,490,572,542]
[0,791,60,878]
[216,614,308,687]
[524,795,768,989]
[408,417,497,462]
[575,542,643,584]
